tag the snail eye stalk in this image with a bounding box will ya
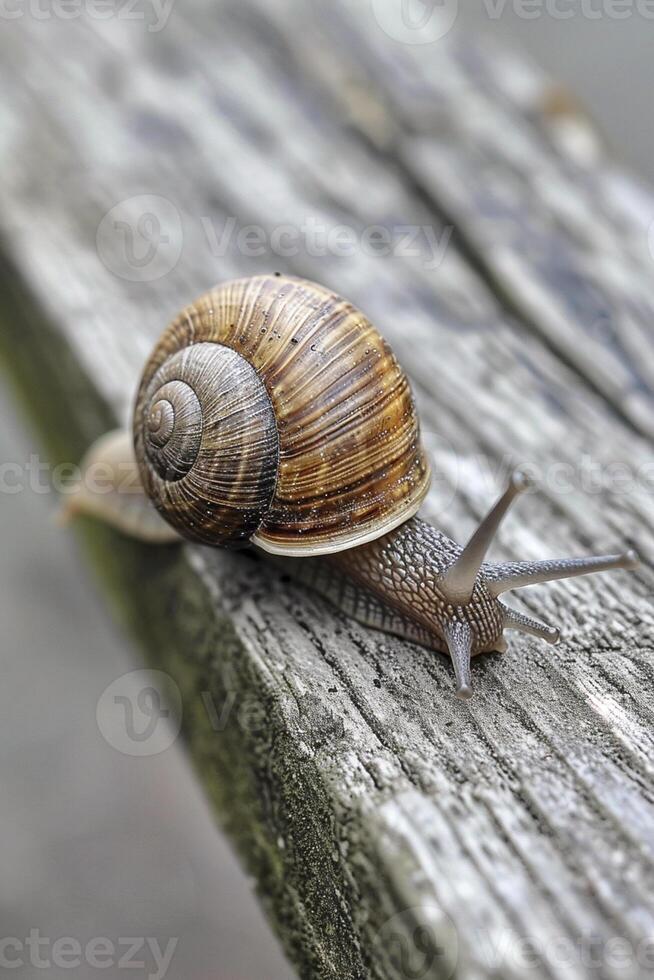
[486,551,638,597]
[440,471,531,605]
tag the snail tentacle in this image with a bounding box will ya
[501,605,560,644]
[442,620,474,700]
[486,550,639,597]
[439,469,530,604]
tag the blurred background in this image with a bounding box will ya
[0,4,651,979]
[459,6,653,183]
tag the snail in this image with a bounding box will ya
[66,274,639,699]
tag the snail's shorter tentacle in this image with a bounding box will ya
[500,605,560,644]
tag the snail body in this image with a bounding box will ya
[69,274,638,699]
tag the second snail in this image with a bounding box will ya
[66,274,639,699]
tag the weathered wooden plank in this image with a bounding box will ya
[249,0,654,436]
[1,7,653,980]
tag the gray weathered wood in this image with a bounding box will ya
[1,5,654,979]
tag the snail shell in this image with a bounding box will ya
[134,274,430,555]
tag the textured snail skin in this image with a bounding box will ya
[296,517,503,653]
[294,506,637,699]
[69,275,640,699]
[326,518,505,655]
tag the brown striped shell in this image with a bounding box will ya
[133,274,431,555]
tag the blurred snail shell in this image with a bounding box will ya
[134,274,430,554]
[71,274,639,699]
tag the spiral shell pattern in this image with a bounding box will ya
[134,274,430,555]
[135,343,278,547]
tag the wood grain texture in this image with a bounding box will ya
[0,5,653,979]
